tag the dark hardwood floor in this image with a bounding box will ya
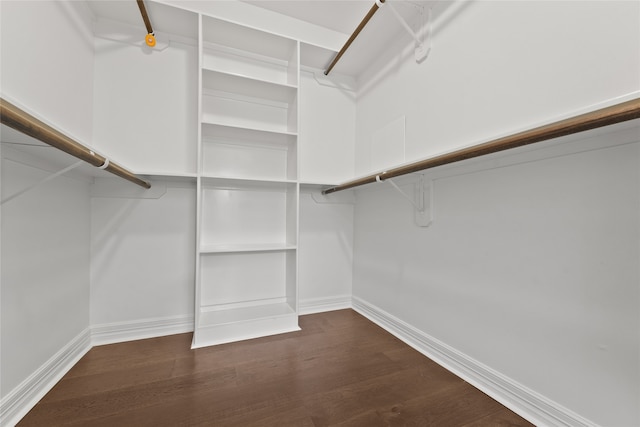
[18,310,534,426]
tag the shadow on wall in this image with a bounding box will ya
[357,0,474,99]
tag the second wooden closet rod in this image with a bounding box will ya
[322,98,640,194]
[325,0,385,75]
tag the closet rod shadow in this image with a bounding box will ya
[325,0,385,75]
[0,98,151,189]
[322,97,640,195]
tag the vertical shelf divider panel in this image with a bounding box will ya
[193,15,300,349]
[194,13,204,341]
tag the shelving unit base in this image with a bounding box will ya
[192,303,299,348]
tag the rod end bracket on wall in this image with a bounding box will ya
[414,175,432,227]
[379,174,432,227]
[415,7,432,64]
[385,1,432,64]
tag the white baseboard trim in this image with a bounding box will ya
[299,295,352,315]
[0,328,92,427]
[351,296,597,427]
[91,314,194,346]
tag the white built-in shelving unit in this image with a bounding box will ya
[193,15,301,348]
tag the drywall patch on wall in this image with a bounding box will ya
[371,115,405,172]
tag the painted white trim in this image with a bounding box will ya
[299,295,352,315]
[0,328,92,427]
[91,314,194,346]
[351,297,598,427]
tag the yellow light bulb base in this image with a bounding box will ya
[145,33,156,47]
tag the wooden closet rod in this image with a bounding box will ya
[0,98,151,189]
[322,97,640,195]
[325,0,385,75]
[136,0,154,35]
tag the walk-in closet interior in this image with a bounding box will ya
[1,1,639,425]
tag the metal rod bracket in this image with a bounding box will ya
[414,175,433,227]
[386,1,431,63]
[378,174,432,227]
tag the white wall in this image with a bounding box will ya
[351,1,640,425]
[352,132,640,426]
[355,0,640,176]
[299,70,356,184]
[0,1,95,144]
[297,68,357,312]
[0,0,94,402]
[89,27,199,339]
[298,188,354,313]
[90,179,196,333]
[92,37,198,176]
[1,153,91,397]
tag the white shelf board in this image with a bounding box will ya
[138,171,197,181]
[201,120,297,138]
[201,57,293,90]
[202,69,296,103]
[200,301,296,326]
[300,181,340,187]
[200,243,296,254]
[201,122,297,147]
[202,41,289,68]
[201,175,297,190]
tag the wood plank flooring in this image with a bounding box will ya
[18,310,534,426]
